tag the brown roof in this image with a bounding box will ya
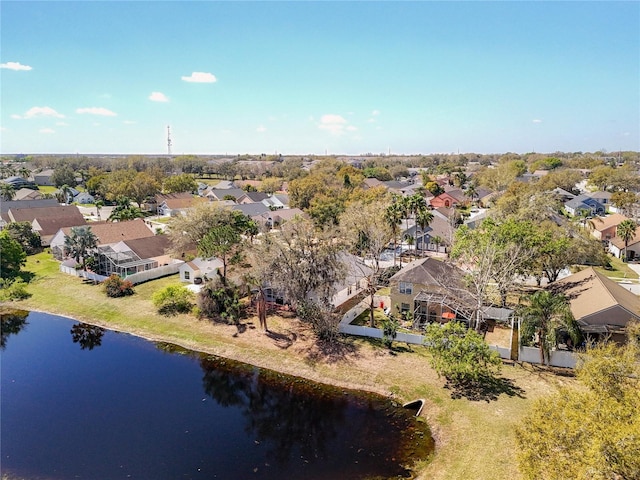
[8,205,84,223]
[390,257,465,288]
[123,235,171,259]
[552,267,640,325]
[60,218,154,246]
[610,226,640,249]
[155,192,193,202]
[163,197,203,210]
[34,216,87,236]
[590,213,630,233]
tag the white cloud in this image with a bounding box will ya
[346,125,358,132]
[76,107,117,116]
[0,127,7,132]
[11,114,22,120]
[1,61,32,71]
[13,106,65,119]
[56,121,69,126]
[149,91,169,102]
[532,119,542,123]
[371,109,381,116]
[318,114,349,135]
[39,128,55,134]
[256,125,267,133]
[182,71,217,83]
[123,120,137,125]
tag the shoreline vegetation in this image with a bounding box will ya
[2,252,571,480]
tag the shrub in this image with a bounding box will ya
[0,278,30,301]
[102,274,134,298]
[152,285,195,316]
[197,278,243,324]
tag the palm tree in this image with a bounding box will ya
[384,199,404,266]
[0,183,16,201]
[108,197,144,222]
[617,219,638,261]
[519,290,582,365]
[415,207,434,253]
[63,226,98,269]
[60,184,74,204]
[95,200,104,220]
[18,167,31,179]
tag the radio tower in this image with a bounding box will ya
[167,125,172,156]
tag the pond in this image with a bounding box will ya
[1,311,434,480]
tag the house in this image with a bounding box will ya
[230,202,271,218]
[589,213,629,243]
[0,199,59,224]
[430,190,466,209]
[564,194,606,217]
[236,191,270,204]
[179,257,224,283]
[388,257,477,328]
[203,188,245,202]
[585,191,612,210]
[551,267,640,344]
[7,205,87,245]
[50,218,154,260]
[95,235,173,278]
[608,226,640,260]
[73,191,95,204]
[551,187,576,202]
[363,178,383,189]
[13,188,42,201]
[155,193,203,216]
[33,169,55,186]
[261,194,290,210]
[253,208,306,229]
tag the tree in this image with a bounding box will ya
[199,225,242,285]
[152,285,195,315]
[129,171,160,207]
[384,196,404,266]
[0,231,27,279]
[611,191,638,216]
[515,333,640,480]
[0,183,16,201]
[340,200,393,327]
[6,221,42,254]
[163,173,197,194]
[518,290,582,365]
[108,197,144,221]
[259,177,282,195]
[63,226,98,269]
[51,164,77,188]
[423,321,502,385]
[102,274,134,298]
[617,219,637,261]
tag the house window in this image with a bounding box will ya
[399,282,413,295]
[401,303,410,313]
[184,271,190,280]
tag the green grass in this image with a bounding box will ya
[594,255,639,279]
[352,307,388,326]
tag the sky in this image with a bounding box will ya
[1,1,639,156]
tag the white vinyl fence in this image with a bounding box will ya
[518,346,577,369]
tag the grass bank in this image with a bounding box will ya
[4,252,569,480]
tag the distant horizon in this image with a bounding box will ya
[2,2,638,155]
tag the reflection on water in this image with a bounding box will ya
[0,309,29,350]
[1,312,434,480]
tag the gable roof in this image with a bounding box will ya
[238,191,269,203]
[123,235,171,260]
[162,196,203,210]
[610,226,640,249]
[8,205,84,224]
[231,202,270,217]
[0,199,59,219]
[59,218,154,246]
[33,216,88,236]
[389,257,465,287]
[589,213,630,233]
[552,267,640,326]
[13,188,42,200]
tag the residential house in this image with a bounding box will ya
[550,187,576,202]
[0,199,59,228]
[95,235,173,279]
[33,169,55,186]
[551,267,640,344]
[589,213,629,243]
[7,205,87,246]
[261,194,290,210]
[608,226,640,260]
[179,257,224,283]
[362,178,383,189]
[253,208,306,229]
[236,191,270,204]
[203,188,245,202]
[13,188,42,201]
[430,190,467,208]
[230,202,271,219]
[388,257,477,328]
[564,194,606,217]
[50,218,154,260]
[585,191,612,211]
[73,191,95,204]
[211,180,236,190]
[155,193,203,216]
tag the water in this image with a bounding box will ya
[1,311,433,480]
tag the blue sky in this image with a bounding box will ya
[1,1,638,155]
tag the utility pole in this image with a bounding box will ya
[167,125,172,156]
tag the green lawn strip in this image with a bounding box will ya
[594,256,639,279]
[4,252,564,480]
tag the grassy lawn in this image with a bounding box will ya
[2,252,571,480]
[594,255,639,279]
[352,306,388,326]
